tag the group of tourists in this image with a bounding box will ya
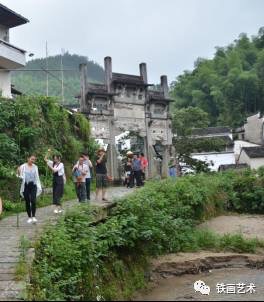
[17,148,108,224]
[124,152,148,188]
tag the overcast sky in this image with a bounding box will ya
[3,0,264,84]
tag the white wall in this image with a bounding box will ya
[250,158,264,170]
[244,113,264,145]
[0,70,11,98]
[0,42,26,68]
[239,151,264,170]
[191,152,235,171]
[234,140,260,161]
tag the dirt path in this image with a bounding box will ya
[0,187,132,301]
[198,214,264,240]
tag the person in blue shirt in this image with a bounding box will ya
[132,154,143,187]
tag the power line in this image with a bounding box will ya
[39,64,77,94]
[6,65,80,98]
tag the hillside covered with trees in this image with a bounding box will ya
[171,27,264,128]
[12,53,104,106]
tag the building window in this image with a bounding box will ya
[138,95,143,100]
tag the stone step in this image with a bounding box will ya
[0,274,16,281]
[0,268,16,275]
[0,263,16,270]
[0,252,20,257]
[0,187,131,301]
[0,281,25,291]
[0,259,19,263]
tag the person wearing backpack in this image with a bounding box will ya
[72,155,89,202]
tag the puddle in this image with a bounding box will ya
[134,268,264,301]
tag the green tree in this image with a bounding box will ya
[12,53,104,106]
[172,106,210,136]
[171,27,264,128]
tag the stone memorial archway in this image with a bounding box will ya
[79,57,173,180]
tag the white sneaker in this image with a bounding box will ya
[32,217,38,224]
[54,209,59,214]
[58,209,64,213]
[27,218,32,224]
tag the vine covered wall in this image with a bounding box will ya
[0,96,97,201]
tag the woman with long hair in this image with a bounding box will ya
[17,155,42,224]
[45,152,65,214]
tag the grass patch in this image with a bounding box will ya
[184,229,264,254]
[15,236,31,281]
[28,170,264,300]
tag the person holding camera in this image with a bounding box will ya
[45,151,66,214]
[95,148,108,202]
[72,155,89,203]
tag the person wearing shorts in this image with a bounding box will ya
[95,148,108,202]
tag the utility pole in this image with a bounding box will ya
[61,48,65,105]
[46,41,49,96]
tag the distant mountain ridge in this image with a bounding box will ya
[12,52,104,105]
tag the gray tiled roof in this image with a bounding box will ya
[112,73,145,85]
[0,3,29,28]
[192,127,231,136]
[87,83,108,94]
[148,90,174,102]
[242,146,264,158]
[218,163,248,171]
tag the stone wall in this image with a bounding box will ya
[244,113,264,145]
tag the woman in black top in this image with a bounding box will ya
[45,152,65,214]
[95,148,108,202]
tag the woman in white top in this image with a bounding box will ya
[17,155,42,224]
[72,155,88,202]
[77,152,93,201]
[45,153,65,214]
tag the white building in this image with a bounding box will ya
[238,146,264,170]
[189,127,235,171]
[234,140,260,161]
[191,151,235,172]
[0,4,28,98]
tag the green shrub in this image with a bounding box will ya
[29,168,264,300]
[0,96,96,203]
[3,200,17,211]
